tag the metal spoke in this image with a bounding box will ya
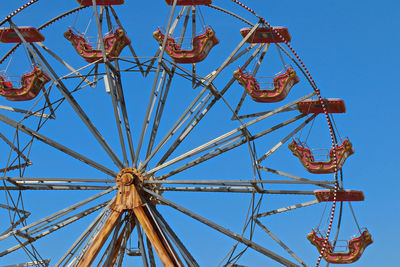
[142,188,299,267]
[143,6,188,76]
[0,104,52,119]
[2,177,114,184]
[144,6,192,160]
[28,202,109,236]
[3,260,50,267]
[254,218,307,267]
[0,187,115,242]
[27,41,124,169]
[148,114,306,178]
[146,234,156,267]
[9,21,124,169]
[2,185,113,191]
[0,201,108,257]
[0,204,31,236]
[234,106,298,121]
[232,89,249,120]
[197,43,257,88]
[148,205,199,267]
[114,71,136,165]
[109,6,145,75]
[154,90,314,174]
[151,44,265,168]
[231,43,268,118]
[191,6,196,87]
[144,70,172,159]
[140,20,262,171]
[145,179,334,186]
[36,42,94,87]
[135,217,149,267]
[0,113,117,177]
[141,86,211,171]
[157,187,314,195]
[134,0,180,167]
[257,114,317,163]
[257,166,334,190]
[0,132,31,166]
[256,200,319,218]
[92,0,129,167]
[252,44,269,75]
[55,199,114,267]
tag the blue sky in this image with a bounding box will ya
[0,0,398,266]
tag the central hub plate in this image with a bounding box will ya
[116,168,143,187]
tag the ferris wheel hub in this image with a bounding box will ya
[116,167,143,186]
[114,168,161,204]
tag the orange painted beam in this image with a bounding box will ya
[109,217,136,266]
[77,168,182,266]
[77,210,122,267]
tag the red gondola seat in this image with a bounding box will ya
[288,139,354,174]
[152,28,219,64]
[240,27,291,43]
[307,230,373,264]
[164,0,212,5]
[64,28,130,63]
[297,98,346,114]
[0,67,51,101]
[0,27,45,43]
[76,0,124,6]
[314,190,365,202]
[233,67,299,103]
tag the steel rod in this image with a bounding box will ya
[0,187,115,242]
[149,205,200,267]
[109,6,145,75]
[143,6,188,76]
[257,114,317,162]
[36,42,93,87]
[146,235,156,267]
[257,166,334,190]
[102,7,137,165]
[234,106,298,121]
[144,180,334,185]
[26,41,124,170]
[0,104,51,119]
[2,185,113,191]
[135,217,149,267]
[0,113,117,177]
[92,0,129,167]
[141,22,262,170]
[55,199,114,267]
[149,114,305,178]
[0,202,107,257]
[142,87,210,170]
[2,177,115,184]
[254,219,307,267]
[112,58,136,165]
[157,44,265,165]
[144,7,192,161]
[28,201,108,236]
[151,92,312,174]
[144,69,171,159]
[256,200,320,218]
[143,189,299,267]
[197,43,257,88]
[157,187,315,195]
[134,1,181,166]
[252,44,269,76]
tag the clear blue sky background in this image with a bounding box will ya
[0,0,399,266]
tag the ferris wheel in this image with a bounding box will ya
[0,0,372,266]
